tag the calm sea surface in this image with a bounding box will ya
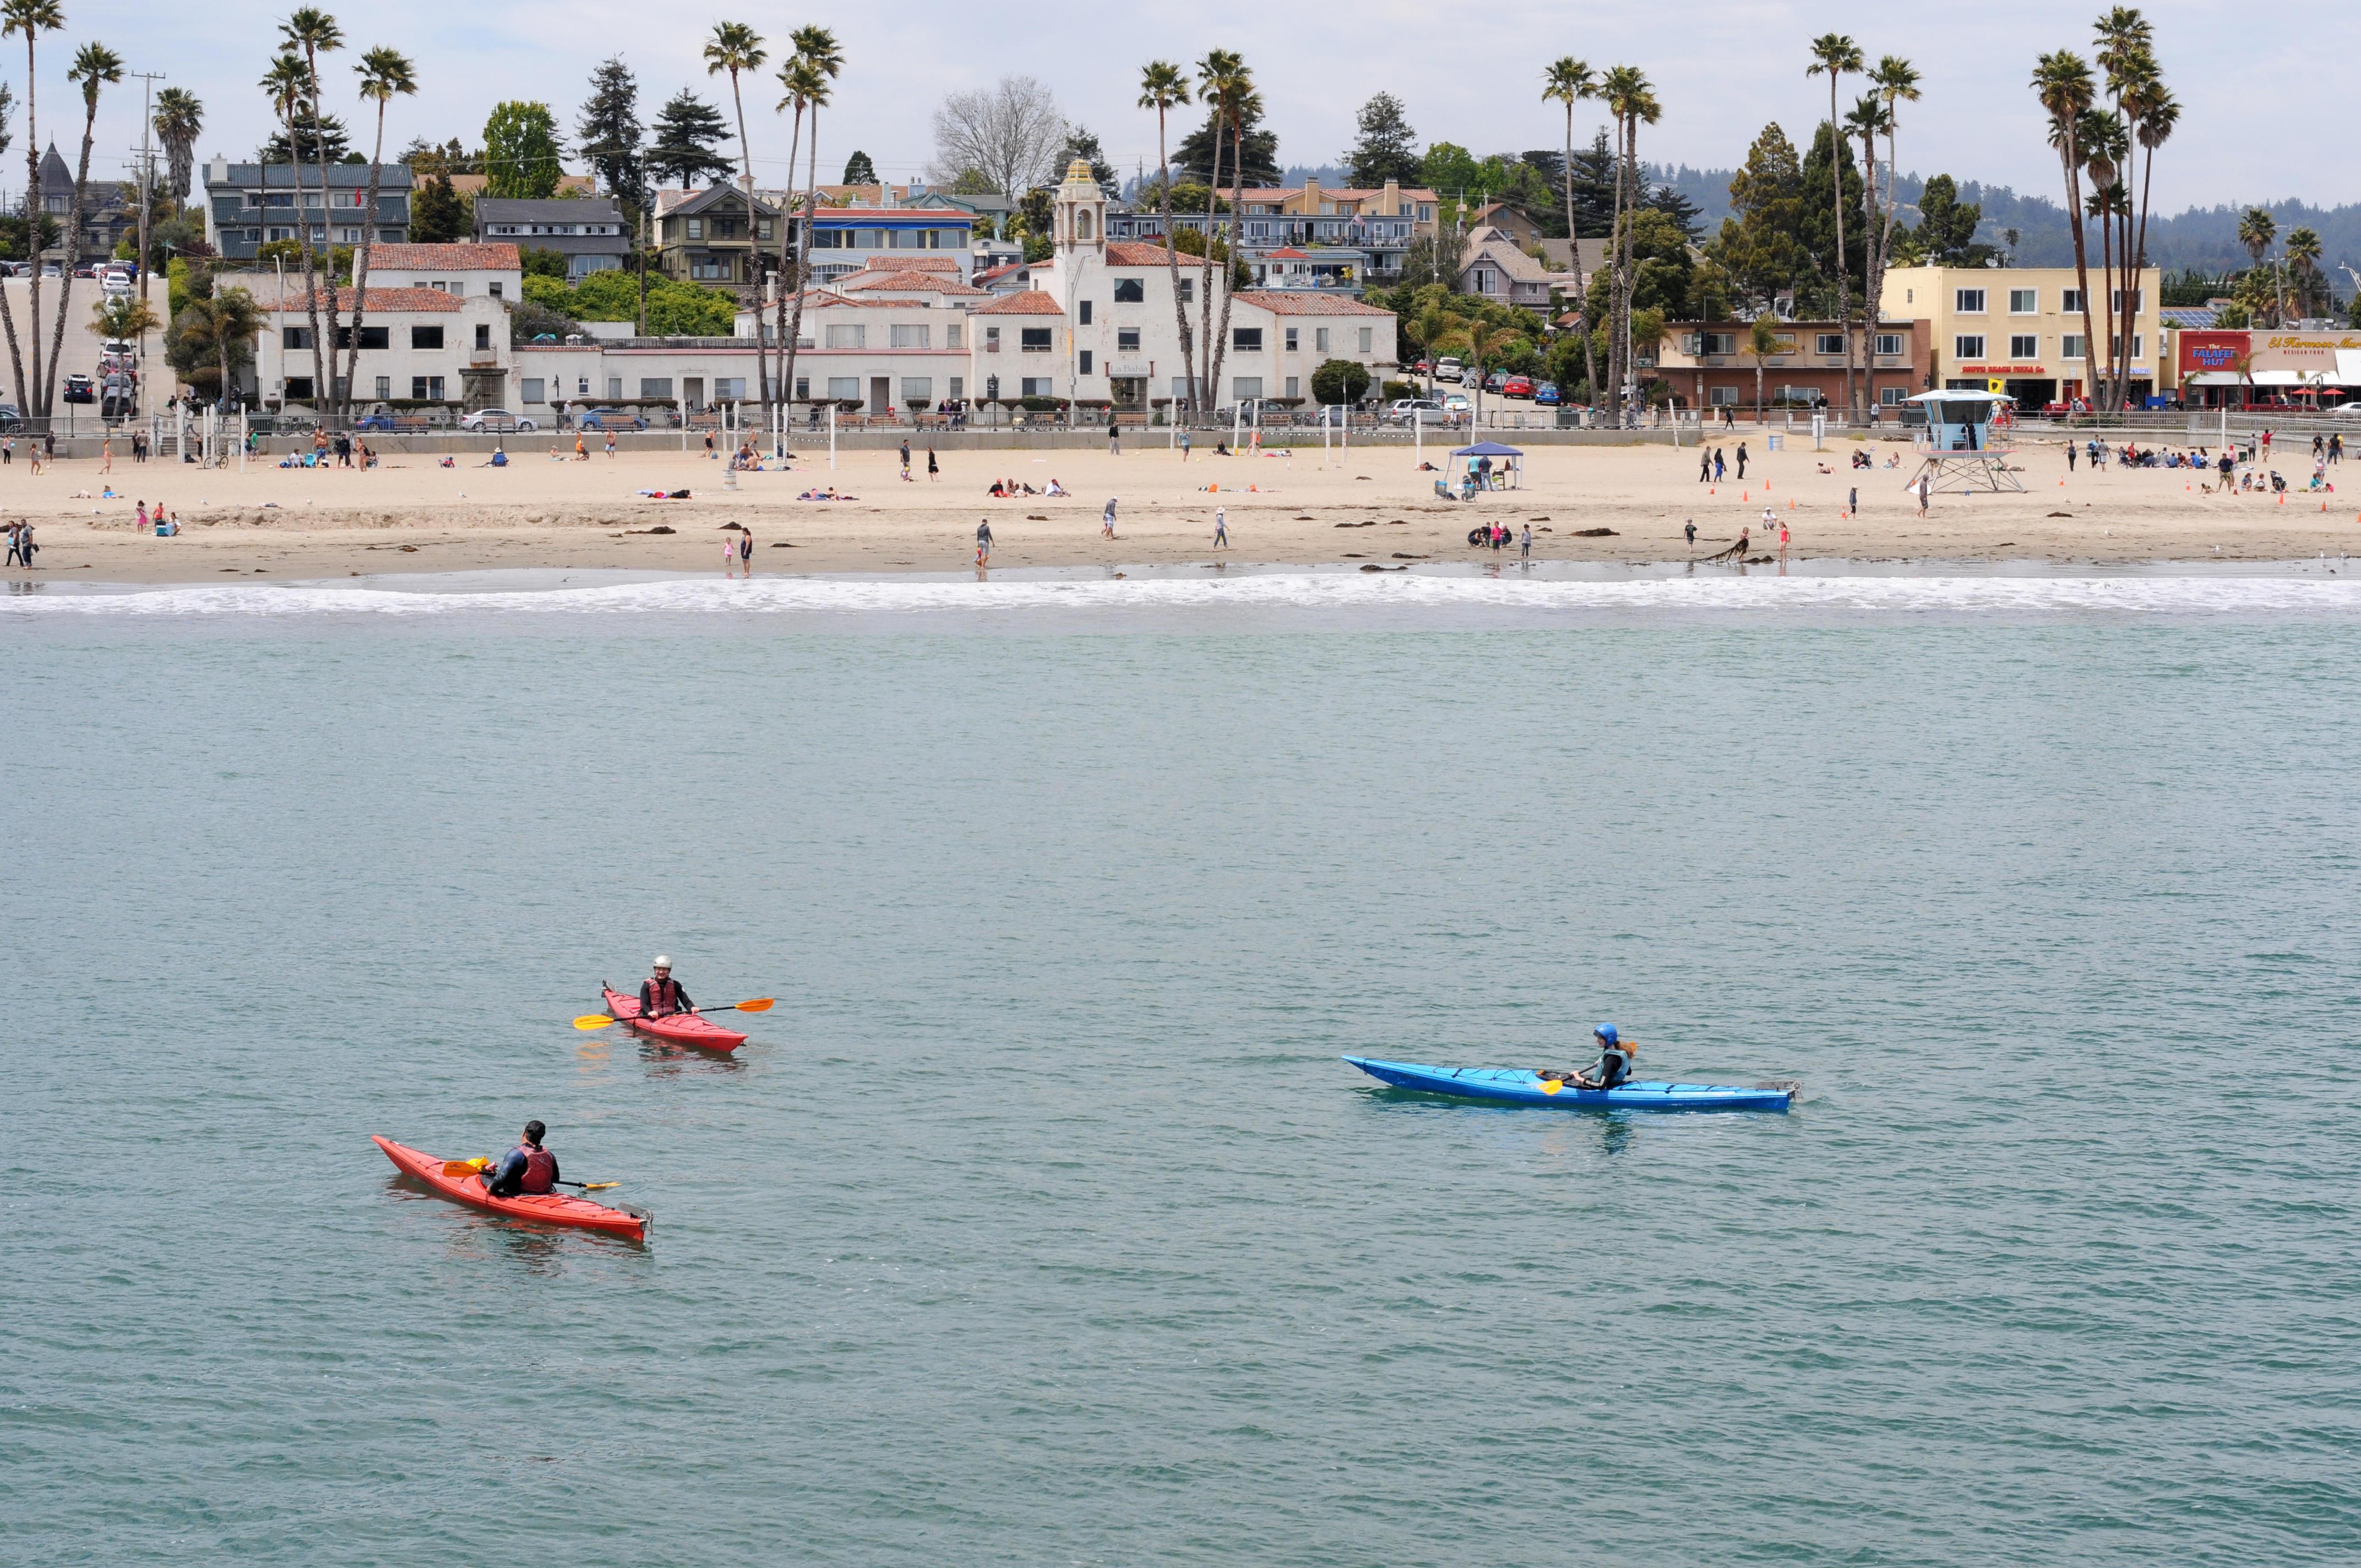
[6,574,2359,1564]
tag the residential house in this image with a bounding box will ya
[202,156,412,263]
[1456,230,1577,314]
[809,180,1013,238]
[445,172,597,200]
[249,284,509,409]
[1464,202,1549,250]
[798,206,976,285]
[360,242,523,303]
[35,143,132,265]
[1111,176,1438,288]
[652,185,782,297]
[1653,317,1929,415]
[473,198,631,280]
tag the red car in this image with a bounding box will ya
[1502,375,1536,398]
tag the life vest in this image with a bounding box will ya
[645,975,679,1016]
[518,1143,556,1195]
[1598,1047,1633,1088]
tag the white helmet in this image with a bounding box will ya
[652,955,672,970]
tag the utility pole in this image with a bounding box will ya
[129,70,165,422]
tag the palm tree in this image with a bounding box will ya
[93,289,161,415]
[1138,61,1195,418]
[1805,33,1863,422]
[2033,52,2098,410]
[1193,49,1244,421]
[1842,94,1888,413]
[183,285,265,412]
[765,57,813,418]
[279,8,346,421]
[1598,65,1657,426]
[704,21,766,195]
[153,86,204,202]
[2093,7,2151,409]
[1433,320,1520,424]
[258,52,325,411]
[1541,57,1600,404]
[1747,313,1783,426]
[0,0,64,417]
[46,42,121,417]
[342,47,416,426]
[1869,56,1918,405]
[2130,86,2178,347]
[777,28,840,438]
[2284,226,2322,320]
[1206,78,1261,420]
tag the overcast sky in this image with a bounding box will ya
[39,0,2351,213]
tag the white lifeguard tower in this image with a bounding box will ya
[1905,389,2022,494]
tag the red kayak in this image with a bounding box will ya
[374,1135,649,1240]
[601,985,748,1050]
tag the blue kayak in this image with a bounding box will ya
[1343,1056,1794,1113]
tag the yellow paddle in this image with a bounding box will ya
[573,997,776,1030]
[440,1157,620,1191]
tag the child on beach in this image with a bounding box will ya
[1213,507,1228,549]
[975,519,992,565]
[1102,499,1118,538]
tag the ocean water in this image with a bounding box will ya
[6,571,2359,1565]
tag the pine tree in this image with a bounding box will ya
[575,57,645,208]
[1564,128,1618,236]
[1704,123,1813,313]
[1797,122,1868,316]
[646,89,733,188]
[1177,102,1279,188]
[1642,183,1704,241]
[841,149,877,185]
[260,110,351,165]
[1343,92,1420,187]
[409,171,467,242]
[1056,125,1114,189]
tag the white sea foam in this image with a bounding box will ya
[9,569,2361,621]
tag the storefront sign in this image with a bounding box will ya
[2180,329,2361,376]
[1961,363,2047,375]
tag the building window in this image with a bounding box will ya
[282,326,313,349]
[1284,327,1298,351]
[576,378,589,396]
[794,377,810,399]
[2009,335,2039,359]
[1815,333,1843,355]
[1232,328,1262,352]
[1285,375,1299,398]
[757,219,773,240]
[1020,327,1052,352]
[520,377,545,404]
[900,376,931,401]
[686,217,704,239]
[1079,350,1092,375]
[983,326,1000,352]
[1314,328,1330,353]
[411,325,443,349]
[1881,386,1907,406]
[2131,334,2144,360]
[2113,290,2144,315]
[1020,377,1053,396]
[1874,333,1903,357]
[1707,385,1739,405]
[1955,288,1986,313]
[606,377,622,399]
[690,257,732,281]
[373,375,390,399]
[1117,328,1140,353]
[2061,289,2084,313]
[1232,377,1263,399]
[1176,279,1194,304]
[1113,277,1144,303]
[640,378,673,399]
[1358,327,1373,353]
[474,324,491,351]
[1079,300,1093,325]
[2062,335,2086,360]
[409,375,445,400]
[1954,335,1985,360]
[2008,288,2037,313]
[819,377,854,399]
[949,377,963,399]
[713,378,746,400]
[825,324,866,349]
[946,325,962,350]
[489,282,503,300]
[889,324,929,349]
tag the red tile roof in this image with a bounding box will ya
[842,269,987,295]
[365,242,521,271]
[1104,241,1188,267]
[1232,291,1393,317]
[972,290,1064,315]
[263,286,464,313]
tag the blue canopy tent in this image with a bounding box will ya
[1442,440,1524,497]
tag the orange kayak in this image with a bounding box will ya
[373,1135,649,1240]
[601,985,748,1050]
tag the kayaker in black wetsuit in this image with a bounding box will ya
[1569,1024,1633,1089]
[483,1120,559,1197]
[641,956,693,1019]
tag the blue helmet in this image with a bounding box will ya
[1595,1023,1619,1046]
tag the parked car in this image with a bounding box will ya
[575,406,646,431]
[1442,392,1472,416]
[2329,401,2361,420]
[62,372,94,404]
[1432,357,1464,383]
[1483,369,1509,393]
[1502,375,1535,399]
[1384,398,1449,426]
[1534,382,1561,406]
[459,407,536,433]
[0,402,23,429]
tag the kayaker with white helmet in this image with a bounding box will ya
[640,956,694,1019]
[1568,1025,1633,1090]
[481,1120,559,1197]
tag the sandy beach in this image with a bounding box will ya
[6,433,2355,582]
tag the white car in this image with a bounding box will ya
[1432,357,1464,383]
[2329,401,2361,419]
[460,407,537,432]
[1442,393,1472,416]
[1385,398,1449,426]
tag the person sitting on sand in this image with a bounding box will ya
[1214,440,1231,457]
[1045,478,1068,497]
[438,455,456,469]
[989,480,1007,497]
[481,1120,559,1198]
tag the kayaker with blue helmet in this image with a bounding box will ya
[1569,1025,1633,1090]
[640,956,693,1019]
[482,1120,559,1197]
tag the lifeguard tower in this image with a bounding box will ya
[1905,389,2022,494]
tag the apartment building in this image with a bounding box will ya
[361,242,523,302]
[203,157,412,263]
[473,198,631,280]
[1882,265,2161,408]
[1655,317,1930,413]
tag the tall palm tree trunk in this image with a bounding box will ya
[1826,77,1853,424]
[1602,121,1624,421]
[12,34,41,418]
[2095,195,2115,412]
[1617,115,1640,422]
[1157,105,1195,425]
[779,106,820,438]
[1195,109,1225,424]
[1562,103,1598,402]
[343,102,392,422]
[300,59,339,423]
[44,94,101,415]
[1206,116,1247,421]
[766,103,804,431]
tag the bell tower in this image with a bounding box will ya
[1054,158,1106,256]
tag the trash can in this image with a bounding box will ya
[1766,433,1783,451]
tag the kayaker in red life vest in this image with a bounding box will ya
[482,1120,559,1197]
[641,956,694,1019]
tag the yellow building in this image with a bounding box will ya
[1881,265,2161,409]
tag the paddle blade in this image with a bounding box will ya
[441,1159,489,1178]
[573,1014,618,1030]
[1540,1078,1562,1096]
[730,998,775,1014]
[581,1181,621,1191]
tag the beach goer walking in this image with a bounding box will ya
[1108,414,1120,456]
[1699,448,1711,483]
[1914,473,1930,518]
[3,435,12,464]
[1520,524,1531,559]
[2261,428,2272,461]
[739,527,754,574]
[5,521,21,567]
[1736,442,1748,480]
[2332,433,2344,465]
[1684,519,1696,556]
[899,440,911,482]
[1212,507,1228,549]
[1712,448,1726,484]
[704,431,716,460]
[15,520,33,568]
[2067,441,2076,471]
[1179,429,1192,461]
[1102,498,1118,538]
[101,436,113,473]
[1778,520,1791,559]
[605,434,616,459]
[975,519,992,565]
[927,447,938,482]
